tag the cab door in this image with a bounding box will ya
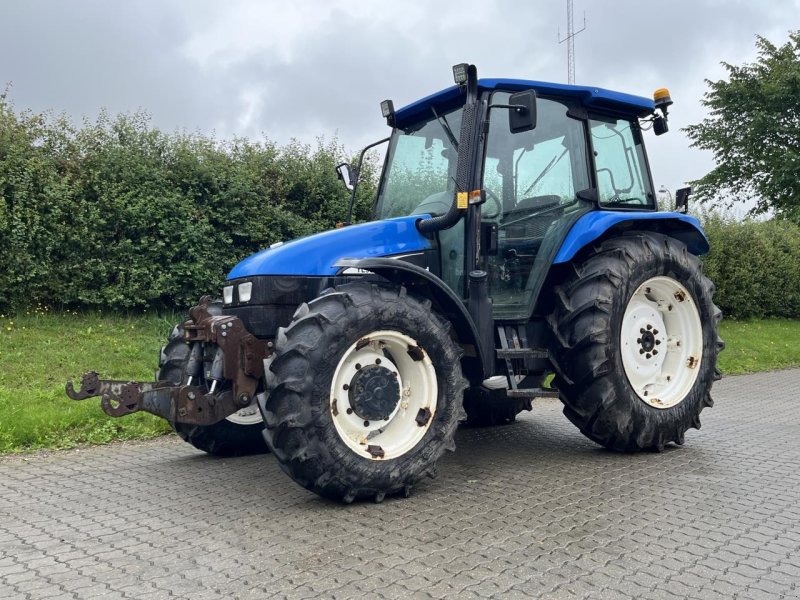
[480,92,594,320]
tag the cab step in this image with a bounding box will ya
[496,347,549,359]
[506,388,560,399]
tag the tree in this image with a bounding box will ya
[684,31,800,221]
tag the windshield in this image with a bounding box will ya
[374,106,464,219]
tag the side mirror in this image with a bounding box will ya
[509,90,537,134]
[335,162,356,191]
[675,187,691,214]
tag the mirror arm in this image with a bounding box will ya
[345,136,390,225]
[487,103,528,112]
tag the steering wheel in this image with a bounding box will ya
[482,188,502,220]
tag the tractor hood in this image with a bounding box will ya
[227,215,433,279]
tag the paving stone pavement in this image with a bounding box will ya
[1,370,799,599]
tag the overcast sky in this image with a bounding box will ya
[1,0,798,204]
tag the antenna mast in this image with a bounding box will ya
[558,0,586,84]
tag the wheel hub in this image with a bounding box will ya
[348,364,400,421]
[639,329,656,353]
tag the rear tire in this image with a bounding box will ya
[157,321,269,457]
[262,282,467,503]
[547,232,723,451]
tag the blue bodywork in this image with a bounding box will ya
[227,215,432,279]
[394,78,655,129]
[553,212,709,264]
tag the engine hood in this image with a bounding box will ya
[227,215,432,279]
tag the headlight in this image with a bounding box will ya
[223,285,234,305]
[238,282,253,303]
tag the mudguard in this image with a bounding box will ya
[553,211,709,264]
[335,257,488,383]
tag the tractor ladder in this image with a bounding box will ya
[495,324,560,400]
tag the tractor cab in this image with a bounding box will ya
[372,68,665,320]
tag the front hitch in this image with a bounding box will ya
[65,371,252,425]
[65,296,270,426]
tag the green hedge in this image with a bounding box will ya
[3,97,799,320]
[0,97,377,312]
[701,213,800,319]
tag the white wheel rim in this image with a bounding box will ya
[620,276,703,409]
[225,404,263,426]
[329,330,438,460]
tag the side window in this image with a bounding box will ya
[514,136,576,202]
[483,95,589,216]
[590,117,653,207]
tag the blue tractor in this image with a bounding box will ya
[68,64,723,503]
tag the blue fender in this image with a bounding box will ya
[335,257,488,383]
[553,211,709,264]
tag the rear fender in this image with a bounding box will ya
[335,258,487,383]
[553,211,709,265]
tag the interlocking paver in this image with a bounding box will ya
[1,369,799,599]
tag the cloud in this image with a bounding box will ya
[1,0,797,196]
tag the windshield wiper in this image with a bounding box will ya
[431,106,459,150]
[522,147,568,197]
[603,197,643,206]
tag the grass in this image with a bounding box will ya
[717,318,800,375]
[0,311,798,454]
[0,309,178,454]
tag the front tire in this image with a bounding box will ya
[262,283,467,503]
[548,232,723,451]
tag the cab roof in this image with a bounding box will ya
[394,78,656,129]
